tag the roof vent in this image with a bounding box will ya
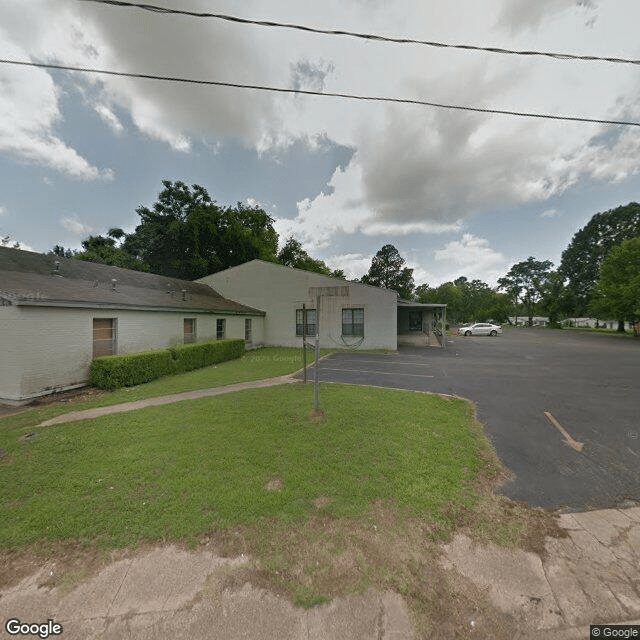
[182,289,187,301]
[111,278,117,291]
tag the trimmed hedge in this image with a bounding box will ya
[90,338,245,390]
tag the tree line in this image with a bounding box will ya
[52,181,640,336]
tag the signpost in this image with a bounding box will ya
[306,286,350,413]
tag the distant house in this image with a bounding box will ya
[508,316,549,327]
[563,318,633,331]
[0,247,264,405]
[198,260,447,351]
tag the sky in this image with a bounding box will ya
[1,0,640,287]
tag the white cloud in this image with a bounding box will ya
[94,103,124,134]
[324,253,372,279]
[61,216,93,237]
[0,2,114,180]
[433,234,510,285]
[541,208,561,218]
[0,206,5,216]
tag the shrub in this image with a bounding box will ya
[90,338,245,390]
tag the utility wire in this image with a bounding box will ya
[78,0,640,67]
[2,58,638,127]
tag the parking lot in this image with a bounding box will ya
[297,328,640,512]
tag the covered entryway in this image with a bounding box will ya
[397,302,447,348]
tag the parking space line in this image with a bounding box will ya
[327,359,433,367]
[313,367,434,378]
[544,411,584,452]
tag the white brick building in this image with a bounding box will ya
[0,247,264,405]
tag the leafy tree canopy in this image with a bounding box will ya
[559,202,640,315]
[277,236,345,278]
[592,236,640,336]
[361,244,415,300]
[498,256,553,325]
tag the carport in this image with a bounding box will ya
[397,301,447,348]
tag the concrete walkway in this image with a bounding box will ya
[1,508,639,639]
[38,374,297,427]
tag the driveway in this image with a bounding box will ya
[297,328,640,512]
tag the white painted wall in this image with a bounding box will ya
[0,304,263,404]
[199,260,398,350]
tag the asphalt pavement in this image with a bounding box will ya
[296,328,640,511]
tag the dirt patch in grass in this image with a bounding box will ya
[0,540,184,592]
[202,496,563,637]
[264,478,284,491]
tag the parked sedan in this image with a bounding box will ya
[458,323,503,337]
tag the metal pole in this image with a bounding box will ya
[302,303,307,384]
[314,294,320,410]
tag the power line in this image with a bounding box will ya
[2,57,638,127]
[78,0,640,67]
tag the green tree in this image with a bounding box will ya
[277,236,344,278]
[124,181,279,279]
[75,229,148,271]
[498,257,553,326]
[361,244,414,300]
[593,236,640,336]
[559,202,640,319]
[538,271,572,328]
[51,229,147,271]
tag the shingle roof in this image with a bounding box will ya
[0,247,265,315]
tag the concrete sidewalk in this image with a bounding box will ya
[1,507,639,639]
[38,375,297,427]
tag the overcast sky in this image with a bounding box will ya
[1,0,640,286]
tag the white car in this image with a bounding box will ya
[458,323,503,337]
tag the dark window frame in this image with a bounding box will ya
[295,308,317,336]
[342,308,364,337]
[216,318,226,340]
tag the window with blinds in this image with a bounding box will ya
[295,308,316,336]
[342,308,364,336]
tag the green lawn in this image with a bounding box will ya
[0,383,489,549]
[1,347,331,429]
[0,374,558,618]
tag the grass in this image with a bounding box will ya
[563,325,637,337]
[0,365,563,630]
[0,384,487,549]
[0,347,331,429]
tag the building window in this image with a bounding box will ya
[93,318,116,357]
[409,311,422,331]
[295,308,317,336]
[245,318,252,342]
[184,318,196,343]
[216,318,226,340]
[342,308,364,336]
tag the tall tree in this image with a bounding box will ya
[498,257,553,325]
[361,244,415,300]
[123,181,279,279]
[51,229,147,271]
[277,236,344,278]
[538,270,573,327]
[559,202,640,317]
[592,236,640,336]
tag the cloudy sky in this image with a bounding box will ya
[1,0,640,286]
